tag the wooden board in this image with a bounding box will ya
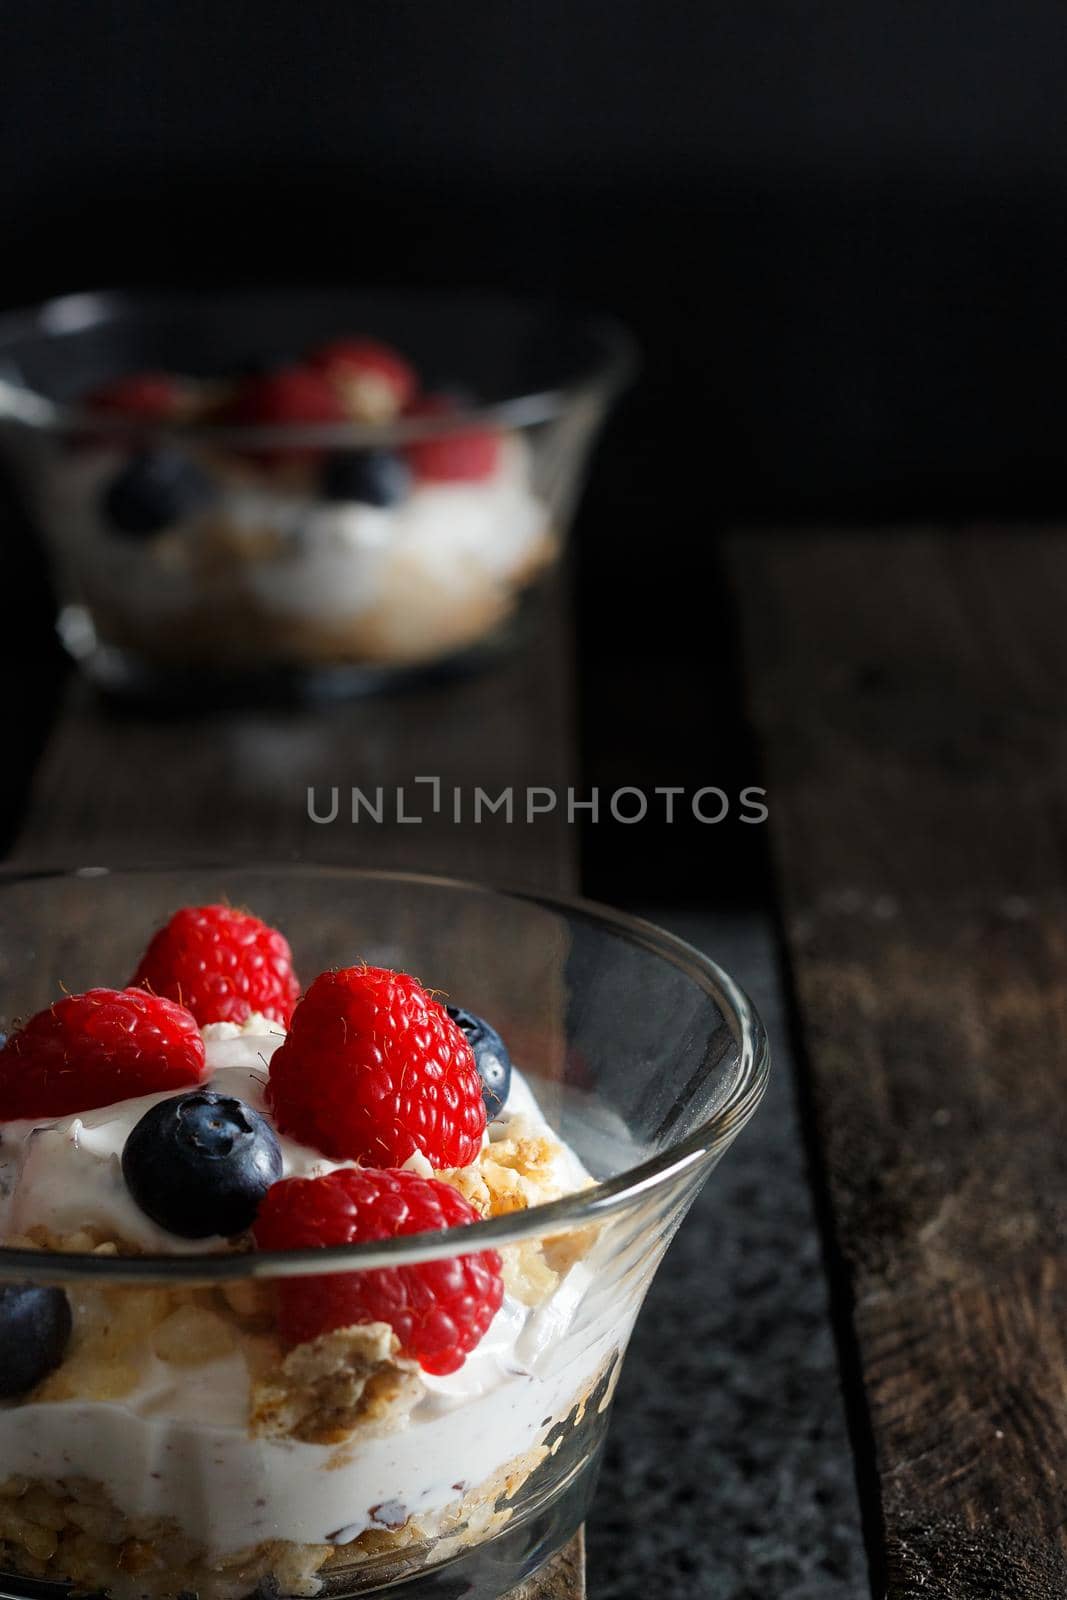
[8,589,583,1599]
[728,529,1067,1599]
[11,601,577,892]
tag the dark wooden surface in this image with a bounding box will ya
[728,529,1067,1599]
[22,523,1066,1596]
[11,602,577,892]
[8,590,583,1599]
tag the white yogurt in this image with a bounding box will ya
[244,437,546,625]
[0,1020,348,1253]
[0,1021,624,1557]
[38,435,549,653]
[0,1297,625,1553]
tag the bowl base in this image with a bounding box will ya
[0,1459,597,1600]
[56,605,530,708]
[327,1460,596,1599]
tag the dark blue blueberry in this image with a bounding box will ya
[122,1090,283,1239]
[321,449,411,508]
[103,450,215,538]
[447,1006,512,1117]
[0,1284,72,1397]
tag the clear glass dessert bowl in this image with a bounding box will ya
[0,290,633,701]
[0,866,768,1600]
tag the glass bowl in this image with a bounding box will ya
[0,291,633,701]
[0,866,768,1600]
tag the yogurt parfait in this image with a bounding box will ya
[0,868,768,1600]
[0,905,614,1599]
[0,291,632,696]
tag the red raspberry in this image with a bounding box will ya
[307,337,418,421]
[253,1167,503,1373]
[130,905,300,1028]
[223,367,348,464]
[405,395,502,483]
[0,988,206,1121]
[267,966,486,1167]
[85,372,181,420]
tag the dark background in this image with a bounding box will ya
[3,0,1067,896]
[1,11,1052,1596]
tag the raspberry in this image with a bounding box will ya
[404,395,502,483]
[267,966,486,1167]
[253,1167,503,1373]
[85,373,181,421]
[130,905,300,1028]
[0,989,205,1121]
[307,338,417,421]
[223,367,348,465]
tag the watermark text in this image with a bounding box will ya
[307,781,769,827]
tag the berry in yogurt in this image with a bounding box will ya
[0,1286,73,1398]
[254,1166,504,1373]
[104,449,216,537]
[320,447,411,507]
[221,367,349,466]
[446,1003,513,1116]
[129,903,301,1027]
[0,987,206,1120]
[266,965,487,1168]
[307,337,417,421]
[122,1089,284,1240]
[39,333,554,677]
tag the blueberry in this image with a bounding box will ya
[122,1091,283,1239]
[0,1284,72,1397]
[321,449,411,508]
[103,450,214,538]
[447,1006,512,1117]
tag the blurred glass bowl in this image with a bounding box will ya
[0,291,634,701]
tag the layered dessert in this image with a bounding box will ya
[36,339,555,674]
[0,906,617,1599]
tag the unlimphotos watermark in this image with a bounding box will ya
[307,780,768,826]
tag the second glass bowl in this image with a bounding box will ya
[0,290,633,700]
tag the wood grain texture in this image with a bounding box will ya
[11,593,577,895]
[8,588,583,1598]
[728,529,1067,1598]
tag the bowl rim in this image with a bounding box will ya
[0,286,638,446]
[0,863,769,1281]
